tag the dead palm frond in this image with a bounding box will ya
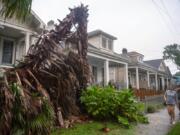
[0,4,90,135]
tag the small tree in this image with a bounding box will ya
[163,44,180,70]
[174,71,180,76]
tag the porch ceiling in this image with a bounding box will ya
[129,66,158,74]
[109,61,124,67]
[0,25,24,38]
[88,56,125,67]
[129,67,153,74]
[88,55,104,67]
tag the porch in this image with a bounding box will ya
[0,12,44,67]
[0,24,37,67]
[128,67,170,91]
[88,54,129,89]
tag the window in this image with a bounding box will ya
[2,39,14,64]
[102,37,106,48]
[138,56,143,63]
[108,39,113,50]
[92,66,97,82]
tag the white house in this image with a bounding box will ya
[87,30,129,89]
[0,8,45,67]
[122,50,172,90]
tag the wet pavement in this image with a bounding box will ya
[136,107,179,135]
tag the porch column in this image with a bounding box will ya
[136,67,139,89]
[25,32,31,54]
[125,64,129,89]
[104,59,109,85]
[166,78,169,89]
[155,73,158,90]
[147,71,150,89]
[162,77,165,90]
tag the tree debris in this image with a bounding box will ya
[0,4,90,135]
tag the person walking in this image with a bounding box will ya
[164,85,177,124]
[175,85,180,115]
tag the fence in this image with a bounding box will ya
[133,88,164,101]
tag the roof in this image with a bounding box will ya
[88,30,117,40]
[166,66,172,77]
[127,51,144,57]
[88,43,99,49]
[88,43,129,63]
[31,10,46,27]
[144,59,163,69]
[128,61,159,72]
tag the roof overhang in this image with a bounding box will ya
[88,30,117,40]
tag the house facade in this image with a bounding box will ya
[87,30,129,89]
[0,7,45,68]
[122,50,171,90]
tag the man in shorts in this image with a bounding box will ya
[175,85,180,115]
[164,85,177,124]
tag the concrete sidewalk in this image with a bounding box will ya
[136,107,179,135]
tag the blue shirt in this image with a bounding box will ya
[165,90,177,105]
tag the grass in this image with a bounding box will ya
[167,122,180,135]
[51,121,136,135]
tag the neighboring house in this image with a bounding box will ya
[0,7,45,67]
[122,50,171,90]
[87,30,129,89]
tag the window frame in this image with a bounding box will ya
[0,36,15,65]
[92,66,98,82]
[101,35,113,51]
[102,36,107,49]
[108,39,113,50]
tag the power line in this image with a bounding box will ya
[151,0,177,40]
[160,0,178,33]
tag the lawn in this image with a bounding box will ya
[51,121,136,135]
[167,122,180,135]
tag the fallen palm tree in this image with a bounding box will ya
[0,4,90,135]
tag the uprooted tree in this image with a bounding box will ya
[0,4,90,135]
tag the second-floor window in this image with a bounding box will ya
[102,37,113,51]
[108,39,113,50]
[102,37,106,48]
[138,56,143,63]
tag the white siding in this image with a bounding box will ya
[159,62,166,72]
[88,36,101,48]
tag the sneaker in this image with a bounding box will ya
[172,121,176,125]
[170,117,173,124]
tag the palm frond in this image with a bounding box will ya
[0,0,32,21]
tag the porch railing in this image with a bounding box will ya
[133,88,164,100]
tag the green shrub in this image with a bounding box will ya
[146,105,156,113]
[80,86,148,128]
[146,103,164,113]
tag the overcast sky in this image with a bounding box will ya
[32,0,180,74]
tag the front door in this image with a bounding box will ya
[159,78,162,90]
